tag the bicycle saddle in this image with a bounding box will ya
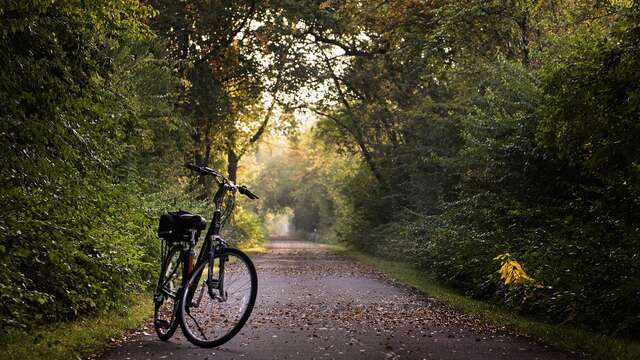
[158,210,207,242]
[174,210,207,230]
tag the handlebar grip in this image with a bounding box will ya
[238,185,259,200]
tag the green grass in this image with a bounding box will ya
[0,294,153,360]
[331,246,640,360]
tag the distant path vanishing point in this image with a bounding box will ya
[99,238,572,360]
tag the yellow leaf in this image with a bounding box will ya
[497,257,534,287]
[319,1,331,10]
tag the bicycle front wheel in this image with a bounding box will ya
[179,248,258,348]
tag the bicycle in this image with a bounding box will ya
[153,163,259,348]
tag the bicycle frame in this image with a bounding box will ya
[184,182,234,307]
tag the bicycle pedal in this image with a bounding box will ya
[154,319,170,328]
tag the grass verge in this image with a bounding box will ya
[330,246,640,360]
[0,294,153,360]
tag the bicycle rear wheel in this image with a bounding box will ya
[179,247,258,348]
[153,246,184,341]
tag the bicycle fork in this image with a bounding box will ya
[207,237,227,302]
[184,236,227,310]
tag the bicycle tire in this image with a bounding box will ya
[179,247,258,348]
[153,245,183,341]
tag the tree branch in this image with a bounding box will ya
[310,31,388,58]
[311,108,386,186]
[194,0,257,65]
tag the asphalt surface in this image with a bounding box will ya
[99,239,573,360]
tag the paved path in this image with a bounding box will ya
[99,240,572,360]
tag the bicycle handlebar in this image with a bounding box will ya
[185,163,219,177]
[184,163,259,200]
[238,185,259,200]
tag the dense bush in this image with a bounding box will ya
[0,1,167,330]
[416,9,640,336]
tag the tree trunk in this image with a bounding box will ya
[190,118,214,199]
[518,14,530,67]
[227,141,239,183]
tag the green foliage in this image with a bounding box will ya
[0,0,269,334]
[538,6,640,189]
[0,0,178,331]
[224,204,267,249]
[289,0,640,341]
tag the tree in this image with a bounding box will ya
[150,0,310,189]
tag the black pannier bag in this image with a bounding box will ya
[158,210,207,243]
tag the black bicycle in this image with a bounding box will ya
[153,163,259,348]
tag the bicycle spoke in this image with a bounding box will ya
[187,309,208,340]
[194,282,206,307]
[223,264,239,286]
[227,280,251,294]
[228,284,251,295]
